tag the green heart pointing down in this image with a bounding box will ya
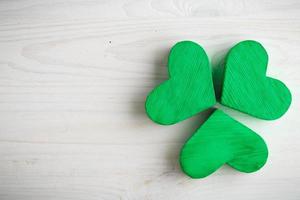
[145,41,216,125]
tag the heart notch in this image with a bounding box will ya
[145,41,216,125]
[221,40,292,120]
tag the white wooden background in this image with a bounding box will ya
[0,0,299,199]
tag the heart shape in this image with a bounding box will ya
[145,41,216,125]
[221,40,292,120]
[180,109,268,178]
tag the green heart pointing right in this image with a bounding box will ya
[145,40,292,178]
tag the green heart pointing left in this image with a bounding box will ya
[221,40,292,120]
[145,41,216,125]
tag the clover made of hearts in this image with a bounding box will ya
[145,40,292,178]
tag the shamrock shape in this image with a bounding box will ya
[145,41,216,125]
[145,40,291,179]
[221,40,292,120]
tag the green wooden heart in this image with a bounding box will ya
[180,109,268,178]
[221,40,292,120]
[145,41,216,125]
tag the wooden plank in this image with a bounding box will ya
[0,0,299,199]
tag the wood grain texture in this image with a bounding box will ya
[145,41,215,125]
[180,109,268,178]
[0,0,299,199]
[221,40,291,120]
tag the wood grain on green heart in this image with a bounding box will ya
[145,41,216,125]
[221,40,292,120]
[180,109,268,179]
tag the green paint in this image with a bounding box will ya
[144,40,290,179]
[180,109,268,178]
[221,40,292,120]
[145,41,216,125]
